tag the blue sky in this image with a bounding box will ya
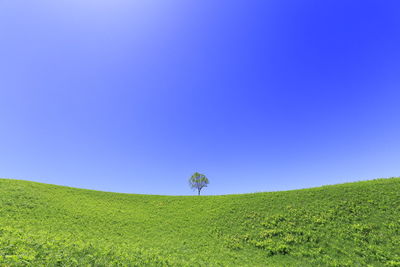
[1,0,399,195]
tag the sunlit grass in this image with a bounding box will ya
[0,177,399,266]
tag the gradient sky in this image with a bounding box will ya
[1,0,400,195]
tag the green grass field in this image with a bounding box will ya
[0,177,399,266]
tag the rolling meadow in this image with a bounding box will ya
[0,177,399,266]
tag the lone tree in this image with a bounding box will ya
[189,172,209,195]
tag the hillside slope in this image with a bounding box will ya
[0,178,399,266]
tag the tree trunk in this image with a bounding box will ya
[198,189,201,195]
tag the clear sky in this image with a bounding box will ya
[1,0,399,195]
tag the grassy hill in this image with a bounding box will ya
[0,178,399,266]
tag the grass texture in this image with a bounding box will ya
[0,177,399,266]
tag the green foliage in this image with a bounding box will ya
[0,177,399,266]
[188,172,209,195]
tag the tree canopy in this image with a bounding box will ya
[189,172,209,195]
